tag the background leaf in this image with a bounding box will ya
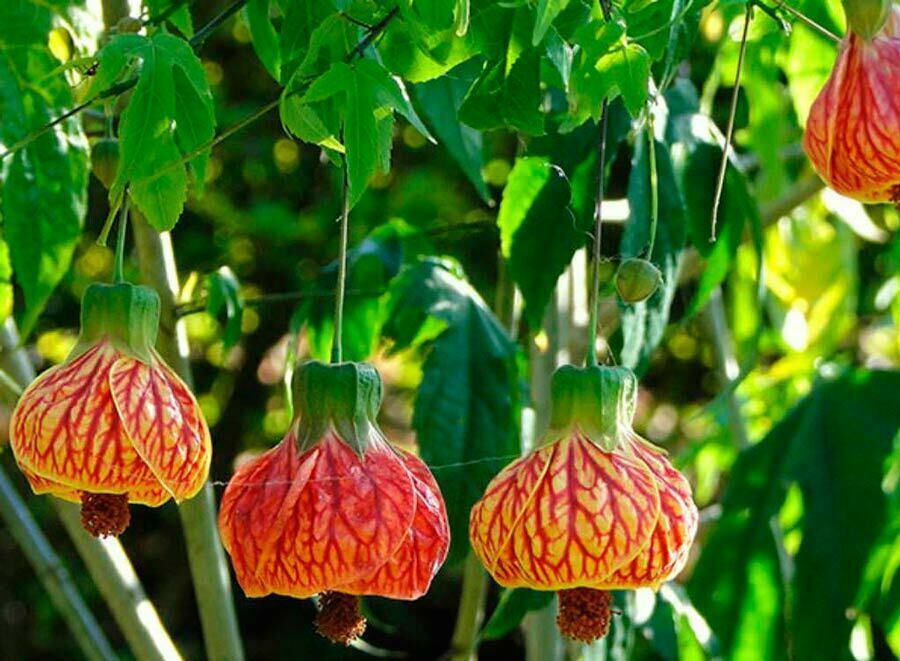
[414,61,488,200]
[0,9,88,335]
[690,369,900,659]
[482,588,554,640]
[205,266,244,350]
[383,258,520,563]
[497,156,578,330]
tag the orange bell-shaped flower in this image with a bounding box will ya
[218,361,449,645]
[10,283,211,537]
[803,3,900,203]
[469,365,698,643]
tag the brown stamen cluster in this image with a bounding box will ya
[80,492,130,537]
[891,184,900,206]
[556,588,613,643]
[314,591,366,645]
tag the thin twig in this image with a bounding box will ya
[586,0,614,367]
[339,11,374,29]
[646,111,659,258]
[177,288,386,317]
[710,4,752,242]
[114,196,129,282]
[586,100,609,367]
[351,6,399,58]
[188,0,247,49]
[144,0,193,26]
[774,0,842,43]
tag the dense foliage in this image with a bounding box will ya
[0,0,898,659]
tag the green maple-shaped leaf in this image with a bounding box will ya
[90,32,216,231]
[297,59,432,207]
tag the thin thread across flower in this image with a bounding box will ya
[218,361,450,645]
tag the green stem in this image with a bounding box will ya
[0,319,182,661]
[586,100,610,367]
[145,0,192,26]
[773,0,842,42]
[646,113,659,259]
[525,289,564,661]
[449,553,490,661]
[187,0,247,49]
[331,161,351,363]
[132,213,245,661]
[710,4,752,242]
[53,502,185,661]
[524,606,563,661]
[114,196,128,283]
[705,288,750,448]
[0,465,117,661]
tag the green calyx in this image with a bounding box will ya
[842,0,892,38]
[291,360,384,455]
[543,364,638,451]
[76,282,160,363]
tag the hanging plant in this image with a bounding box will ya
[804,0,900,203]
[469,365,699,643]
[9,281,212,537]
[218,360,450,644]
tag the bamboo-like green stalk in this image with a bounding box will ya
[705,288,750,449]
[0,465,117,661]
[448,259,520,661]
[0,319,183,661]
[53,502,184,661]
[132,214,245,661]
[449,553,490,661]
[524,288,565,661]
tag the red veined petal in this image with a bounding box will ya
[219,430,416,599]
[18,465,81,503]
[10,343,167,501]
[219,434,315,597]
[340,450,450,599]
[469,432,661,590]
[803,10,900,202]
[19,464,170,507]
[599,438,698,590]
[109,353,211,502]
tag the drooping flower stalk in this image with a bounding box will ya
[469,365,698,643]
[804,2,900,203]
[10,283,212,537]
[131,212,245,661]
[219,360,450,645]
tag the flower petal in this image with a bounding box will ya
[10,343,166,500]
[109,353,211,502]
[19,465,81,503]
[470,432,661,590]
[219,431,416,598]
[340,450,450,599]
[19,464,170,507]
[803,13,900,202]
[219,435,315,597]
[599,438,698,590]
